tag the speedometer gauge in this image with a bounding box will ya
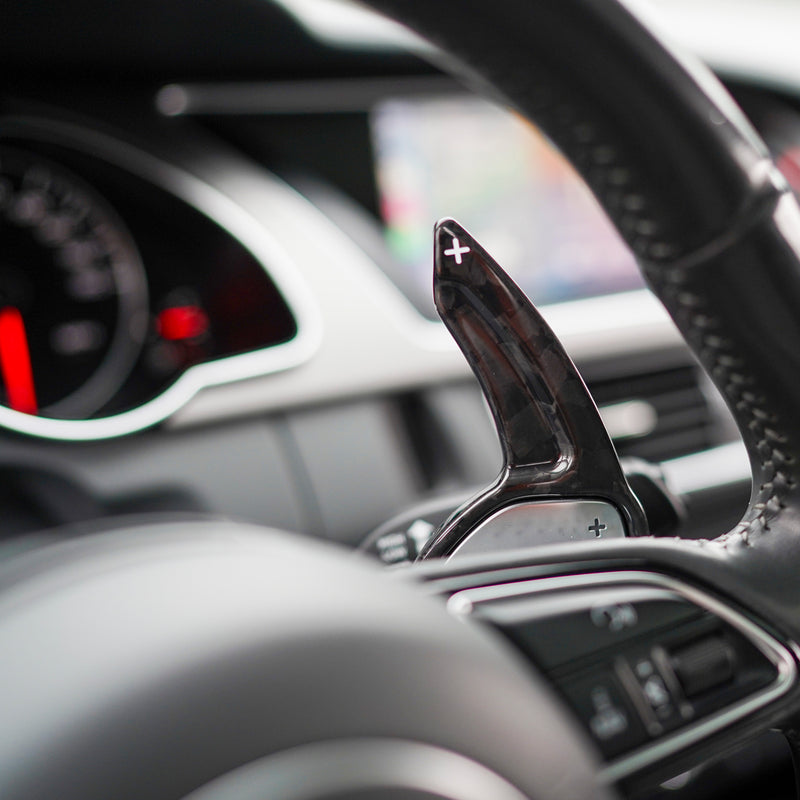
[0,147,148,419]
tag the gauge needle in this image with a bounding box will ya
[0,306,38,414]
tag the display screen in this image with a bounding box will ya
[371,96,644,312]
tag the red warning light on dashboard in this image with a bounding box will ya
[157,306,209,341]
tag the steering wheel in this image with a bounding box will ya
[3,1,800,798]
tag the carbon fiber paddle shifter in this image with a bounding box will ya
[420,219,648,559]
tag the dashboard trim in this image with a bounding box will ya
[156,75,459,116]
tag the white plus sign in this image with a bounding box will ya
[443,236,470,264]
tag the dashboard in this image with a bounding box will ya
[3,0,800,796]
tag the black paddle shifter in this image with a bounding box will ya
[419,219,649,559]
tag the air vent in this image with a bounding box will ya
[591,366,718,462]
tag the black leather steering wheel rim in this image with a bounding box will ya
[4,0,800,797]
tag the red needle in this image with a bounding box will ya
[0,306,38,414]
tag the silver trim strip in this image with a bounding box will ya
[447,571,797,784]
[156,76,458,116]
[0,116,323,441]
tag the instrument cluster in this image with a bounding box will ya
[0,118,304,440]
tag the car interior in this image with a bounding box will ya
[4,0,800,798]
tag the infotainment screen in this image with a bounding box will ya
[371,96,644,311]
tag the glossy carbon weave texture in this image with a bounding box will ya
[423,219,646,557]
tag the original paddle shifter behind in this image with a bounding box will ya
[418,219,649,559]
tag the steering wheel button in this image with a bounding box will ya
[476,586,703,671]
[670,635,737,697]
[589,693,628,741]
[616,652,688,736]
[375,532,411,564]
[559,670,649,759]
[642,672,670,708]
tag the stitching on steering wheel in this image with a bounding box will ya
[642,195,798,546]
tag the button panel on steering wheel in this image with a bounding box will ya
[448,572,795,782]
